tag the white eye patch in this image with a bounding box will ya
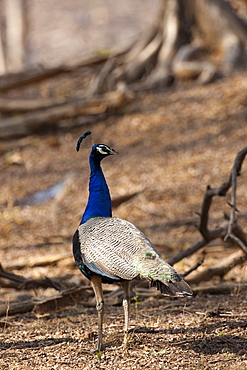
[96,146,109,155]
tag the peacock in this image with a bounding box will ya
[73,131,192,351]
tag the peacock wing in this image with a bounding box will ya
[77,216,158,280]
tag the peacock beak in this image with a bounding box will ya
[110,148,119,155]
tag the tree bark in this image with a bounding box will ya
[94,0,247,92]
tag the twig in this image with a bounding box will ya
[225,233,247,254]
[0,264,25,283]
[224,147,247,254]
[181,259,204,278]
[3,299,10,331]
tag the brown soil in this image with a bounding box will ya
[0,71,247,369]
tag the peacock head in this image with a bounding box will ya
[76,131,118,162]
[91,144,118,162]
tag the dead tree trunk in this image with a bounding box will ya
[95,0,247,92]
[0,0,27,74]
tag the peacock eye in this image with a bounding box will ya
[97,146,109,155]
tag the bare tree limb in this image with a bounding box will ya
[224,147,247,253]
[198,184,230,242]
[168,239,207,266]
[169,146,247,270]
[181,259,204,278]
[0,263,25,283]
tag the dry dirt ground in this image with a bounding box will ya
[1,2,247,368]
[0,70,246,369]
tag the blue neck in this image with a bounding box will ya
[80,154,112,224]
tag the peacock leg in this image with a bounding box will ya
[91,275,104,351]
[121,280,130,346]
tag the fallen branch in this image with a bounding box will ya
[0,55,110,92]
[0,285,93,317]
[186,250,247,285]
[0,97,67,113]
[5,253,72,271]
[33,285,94,315]
[0,42,135,93]
[0,300,35,317]
[0,262,74,291]
[193,281,247,295]
[0,90,134,139]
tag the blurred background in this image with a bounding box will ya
[0,1,247,367]
[0,0,160,73]
[0,0,247,304]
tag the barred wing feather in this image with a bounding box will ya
[78,217,147,280]
[77,217,192,296]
